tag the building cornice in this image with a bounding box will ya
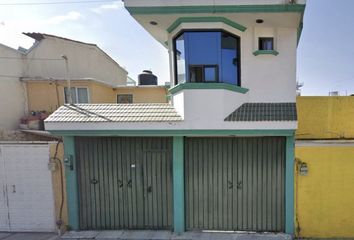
[167,17,247,33]
[126,4,306,15]
[169,82,249,95]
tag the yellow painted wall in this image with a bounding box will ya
[26,81,95,113]
[49,142,68,232]
[90,83,115,103]
[26,81,168,113]
[297,96,354,139]
[114,87,167,103]
[295,145,354,238]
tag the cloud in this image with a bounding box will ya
[47,11,82,24]
[0,20,42,49]
[90,1,123,14]
[0,10,86,49]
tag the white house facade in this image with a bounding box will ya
[45,0,305,236]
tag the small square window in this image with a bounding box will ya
[189,65,218,83]
[190,66,204,83]
[259,37,274,50]
[117,94,133,104]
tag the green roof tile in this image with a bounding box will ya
[225,103,297,122]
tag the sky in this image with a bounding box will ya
[0,0,353,96]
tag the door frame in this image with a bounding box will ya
[57,130,295,234]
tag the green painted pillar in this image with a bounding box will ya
[63,136,79,230]
[285,135,295,234]
[172,136,185,233]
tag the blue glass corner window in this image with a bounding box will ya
[174,30,240,86]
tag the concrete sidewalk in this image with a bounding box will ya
[61,230,292,240]
[0,232,58,240]
[0,231,293,240]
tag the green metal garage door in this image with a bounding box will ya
[75,137,173,230]
[185,137,285,232]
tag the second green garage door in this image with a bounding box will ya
[185,137,285,232]
[75,137,173,230]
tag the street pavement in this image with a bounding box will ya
[0,232,58,240]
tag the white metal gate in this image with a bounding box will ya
[0,144,56,232]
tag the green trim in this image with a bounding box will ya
[172,136,185,233]
[285,136,295,234]
[50,129,294,137]
[167,17,246,33]
[253,50,279,56]
[169,83,249,95]
[297,5,306,46]
[63,136,79,230]
[126,4,306,15]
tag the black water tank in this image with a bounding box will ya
[138,70,158,85]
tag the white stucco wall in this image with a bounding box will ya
[172,91,185,119]
[0,45,26,130]
[163,17,299,128]
[24,37,128,86]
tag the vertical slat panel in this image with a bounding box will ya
[117,137,124,228]
[111,137,117,229]
[185,137,285,232]
[235,138,242,230]
[76,138,83,229]
[89,138,96,229]
[166,138,173,227]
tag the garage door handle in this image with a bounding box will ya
[237,181,243,189]
[147,186,152,193]
[127,180,132,188]
[118,180,123,188]
[91,178,99,184]
[12,185,16,193]
[227,181,233,189]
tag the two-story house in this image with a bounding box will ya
[0,33,168,133]
[45,0,306,236]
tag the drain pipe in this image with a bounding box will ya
[61,55,72,104]
[51,139,65,236]
[295,158,303,239]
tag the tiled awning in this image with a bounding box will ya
[45,104,182,123]
[225,103,297,122]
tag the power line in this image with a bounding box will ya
[0,0,116,6]
[0,56,64,60]
[0,74,22,78]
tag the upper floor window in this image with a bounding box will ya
[117,94,133,104]
[174,30,240,86]
[259,37,274,50]
[64,87,89,104]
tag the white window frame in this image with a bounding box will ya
[64,86,90,104]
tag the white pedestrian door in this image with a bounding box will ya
[0,144,55,232]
